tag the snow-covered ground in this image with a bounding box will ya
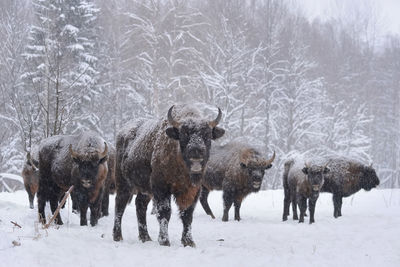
[0,189,399,267]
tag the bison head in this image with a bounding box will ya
[69,143,108,189]
[240,151,275,191]
[26,151,39,173]
[361,165,380,191]
[302,163,330,198]
[166,105,225,185]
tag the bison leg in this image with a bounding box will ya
[89,190,103,227]
[308,197,318,224]
[113,189,132,241]
[298,195,307,223]
[154,193,172,246]
[179,198,198,248]
[25,184,35,209]
[71,191,80,214]
[290,189,298,220]
[333,194,342,218]
[222,190,234,222]
[101,187,110,217]
[283,186,291,221]
[234,198,242,221]
[199,186,215,219]
[135,193,152,242]
[50,195,63,225]
[79,201,89,226]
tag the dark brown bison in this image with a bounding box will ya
[282,159,330,224]
[200,142,275,221]
[113,104,225,247]
[21,147,39,209]
[37,131,109,226]
[69,144,116,217]
[322,158,380,218]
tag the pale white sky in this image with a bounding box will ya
[296,0,400,35]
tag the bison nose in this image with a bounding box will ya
[312,184,320,191]
[190,158,204,173]
[81,179,92,188]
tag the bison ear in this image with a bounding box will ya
[265,164,273,170]
[323,167,330,174]
[302,167,308,175]
[240,162,247,169]
[212,127,225,140]
[166,127,180,140]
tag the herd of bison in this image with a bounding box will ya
[20,104,380,247]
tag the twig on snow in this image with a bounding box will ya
[43,185,74,229]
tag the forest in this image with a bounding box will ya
[0,0,399,188]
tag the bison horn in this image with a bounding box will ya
[69,144,80,160]
[264,151,276,166]
[208,107,222,128]
[99,142,108,159]
[167,105,180,128]
[27,152,38,170]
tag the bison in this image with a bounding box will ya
[69,144,116,217]
[37,131,109,226]
[21,147,39,209]
[113,104,225,247]
[200,142,275,221]
[322,158,380,218]
[282,159,330,224]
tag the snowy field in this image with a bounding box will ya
[0,189,399,267]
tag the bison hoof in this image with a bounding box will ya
[90,221,98,227]
[299,219,304,223]
[182,238,196,248]
[139,233,152,243]
[282,216,288,221]
[293,215,298,220]
[211,214,216,219]
[234,217,241,221]
[222,216,228,222]
[102,211,109,217]
[55,218,63,225]
[30,204,34,209]
[159,239,170,246]
[309,220,314,224]
[113,234,123,242]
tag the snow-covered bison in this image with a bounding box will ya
[113,105,225,247]
[322,158,380,218]
[200,142,275,221]
[37,132,109,226]
[282,159,330,224]
[69,144,116,217]
[21,146,39,209]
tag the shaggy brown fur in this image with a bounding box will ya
[113,104,225,247]
[21,148,39,209]
[37,131,109,226]
[322,158,380,218]
[200,142,275,221]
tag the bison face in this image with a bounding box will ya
[302,165,330,197]
[240,151,275,191]
[166,106,225,185]
[70,143,108,189]
[25,152,39,178]
[361,166,380,191]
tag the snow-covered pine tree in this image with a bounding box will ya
[22,0,100,138]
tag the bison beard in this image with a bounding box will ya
[113,104,224,247]
[37,132,109,226]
